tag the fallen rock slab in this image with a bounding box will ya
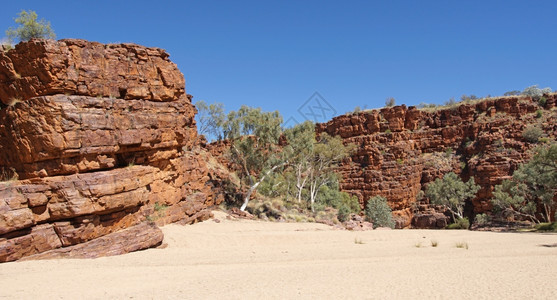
[21,222,163,260]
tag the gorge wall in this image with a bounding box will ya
[0,39,228,262]
[317,95,557,228]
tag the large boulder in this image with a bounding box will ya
[0,39,230,262]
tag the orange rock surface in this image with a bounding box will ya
[317,95,557,228]
[0,39,230,262]
[0,39,184,103]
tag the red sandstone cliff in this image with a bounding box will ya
[0,39,230,262]
[317,96,557,228]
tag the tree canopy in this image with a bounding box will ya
[200,102,358,217]
[195,100,225,141]
[6,10,56,44]
[222,106,284,211]
[425,172,480,221]
[492,143,557,223]
[365,196,395,229]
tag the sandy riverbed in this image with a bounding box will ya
[1,211,556,299]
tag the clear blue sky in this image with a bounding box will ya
[1,0,556,124]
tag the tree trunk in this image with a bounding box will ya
[240,181,261,211]
[240,163,284,211]
[309,185,316,213]
[296,175,308,203]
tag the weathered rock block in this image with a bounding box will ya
[21,222,163,260]
[0,94,196,179]
[0,224,63,262]
[0,39,228,262]
[0,39,185,104]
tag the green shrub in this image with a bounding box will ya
[536,110,543,118]
[538,97,547,107]
[385,129,392,134]
[317,180,360,222]
[474,213,490,226]
[337,204,352,222]
[534,222,557,232]
[538,137,550,143]
[365,196,395,229]
[446,217,470,229]
[335,192,360,222]
[385,97,396,107]
[522,126,543,143]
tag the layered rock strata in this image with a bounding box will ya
[0,39,226,262]
[317,95,557,228]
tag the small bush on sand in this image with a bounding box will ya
[535,222,557,232]
[365,196,395,229]
[446,217,470,229]
[474,213,490,226]
[455,242,469,249]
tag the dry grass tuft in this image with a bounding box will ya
[455,242,469,249]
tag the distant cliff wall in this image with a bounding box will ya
[317,95,556,228]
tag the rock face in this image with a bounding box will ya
[0,95,196,179]
[317,96,557,228]
[0,39,228,262]
[0,39,184,104]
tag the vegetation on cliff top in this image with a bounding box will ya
[5,10,55,46]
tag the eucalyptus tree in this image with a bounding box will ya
[222,105,284,211]
[6,10,55,44]
[425,172,480,221]
[492,143,557,223]
[195,100,225,141]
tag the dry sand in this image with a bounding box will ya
[1,211,556,299]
